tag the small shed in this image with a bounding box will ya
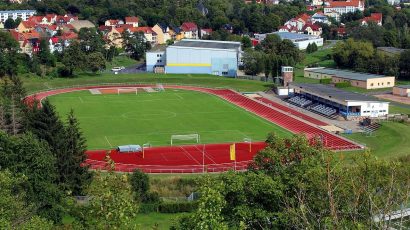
[117,145,142,153]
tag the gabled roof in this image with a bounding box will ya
[181,22,198,32]
[360,13,382,24]
[125,16,139,23]
[303,23,321,31]
[130,26,155,34]
[296,13,311,23]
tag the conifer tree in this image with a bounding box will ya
[62,109,92,195]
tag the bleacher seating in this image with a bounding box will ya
[288,96,312,107]
[311,104,337,116]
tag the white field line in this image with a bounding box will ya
[104,136,113,148]
[78,97,84,103]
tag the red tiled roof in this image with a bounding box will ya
[130,27,155,34]
[303,23,322,31]
[125,16,139,23]
[296,13,311,22]
[181,22,198,31]
[360,13,382,24]
[326,0,363,7]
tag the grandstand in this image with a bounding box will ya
[290,83,390,120]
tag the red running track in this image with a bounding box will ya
[26,84,362,173]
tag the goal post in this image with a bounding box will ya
[117,88,138,95]
[171,134,200,145]
[156,84,165,92]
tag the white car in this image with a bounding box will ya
[111,67,124,72]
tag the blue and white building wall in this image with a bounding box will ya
[146,50,166,72]
[164,46,239,77]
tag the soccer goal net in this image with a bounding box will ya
[171,134,200,145]
[156,84,165,92]
[117,88,138,95]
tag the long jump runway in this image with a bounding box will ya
[26,84,363,173]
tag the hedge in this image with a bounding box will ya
[319,78,332,84]
[335,81,351,88]
[159,201,198,213]
[139,201,198,214]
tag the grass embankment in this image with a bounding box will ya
[343,122,410,159]
[23,73,273,93]
[105,55,139,71]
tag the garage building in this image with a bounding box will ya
[304,67,395,89]
[393,85,410,97]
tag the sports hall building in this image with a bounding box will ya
[146,39,242,77]
[304,67,395,89]
[289,83,389,119]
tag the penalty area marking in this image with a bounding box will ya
[104,136,113,148]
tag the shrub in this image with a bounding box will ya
[320,78,332,84]
[57,66,72,78]
[130,169,150,202]
[335,81,351,88]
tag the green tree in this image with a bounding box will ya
[399,50,410,79]
[4,18,16,29]
[130,169,150,201]
[62,41,85,76]
[0,170,54,229]
[242,49,265,76]
[241,36,252,49]
[86,52,106,73]
[78,27,104,54]
[38,39,56,67]
[0,32,19,77]
[122,31,150,60]
[83,170,139,229]
[61,110,92,195]
[0,132,63,222]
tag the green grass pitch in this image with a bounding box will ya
[48,89,291,149]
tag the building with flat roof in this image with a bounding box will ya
[0,10,36,23]
[146,39,242,77]
[290,83,389,118]
[393,85,410,97]
[304,67,395,89]
[255,32,323,50]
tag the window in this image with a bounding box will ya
[387,82,390,85]
[378,83,380,86]
[222,71,228,75]
[370,83,374,86]
[356,82,358,86]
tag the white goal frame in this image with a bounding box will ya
[156,84,165,92]
[117,88,138,95]
[171,134,200,145]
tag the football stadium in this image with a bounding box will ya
[27,84,362,173]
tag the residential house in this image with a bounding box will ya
[104,26,126,48]
[324,0,365,21]
[55,15,78,25]
[104,19,124,27]
[152,23,171,44]
[169,25,184,41]
[180,22,198,39]
[17,20,36,32]
[125,16,139,28]
[200,28,213,37]
[34,24,58,37]
[311,12,330,24]
[302,23,322,36]
[360,13,382,26]
[10,30,40,55]
[130,27,157,44]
